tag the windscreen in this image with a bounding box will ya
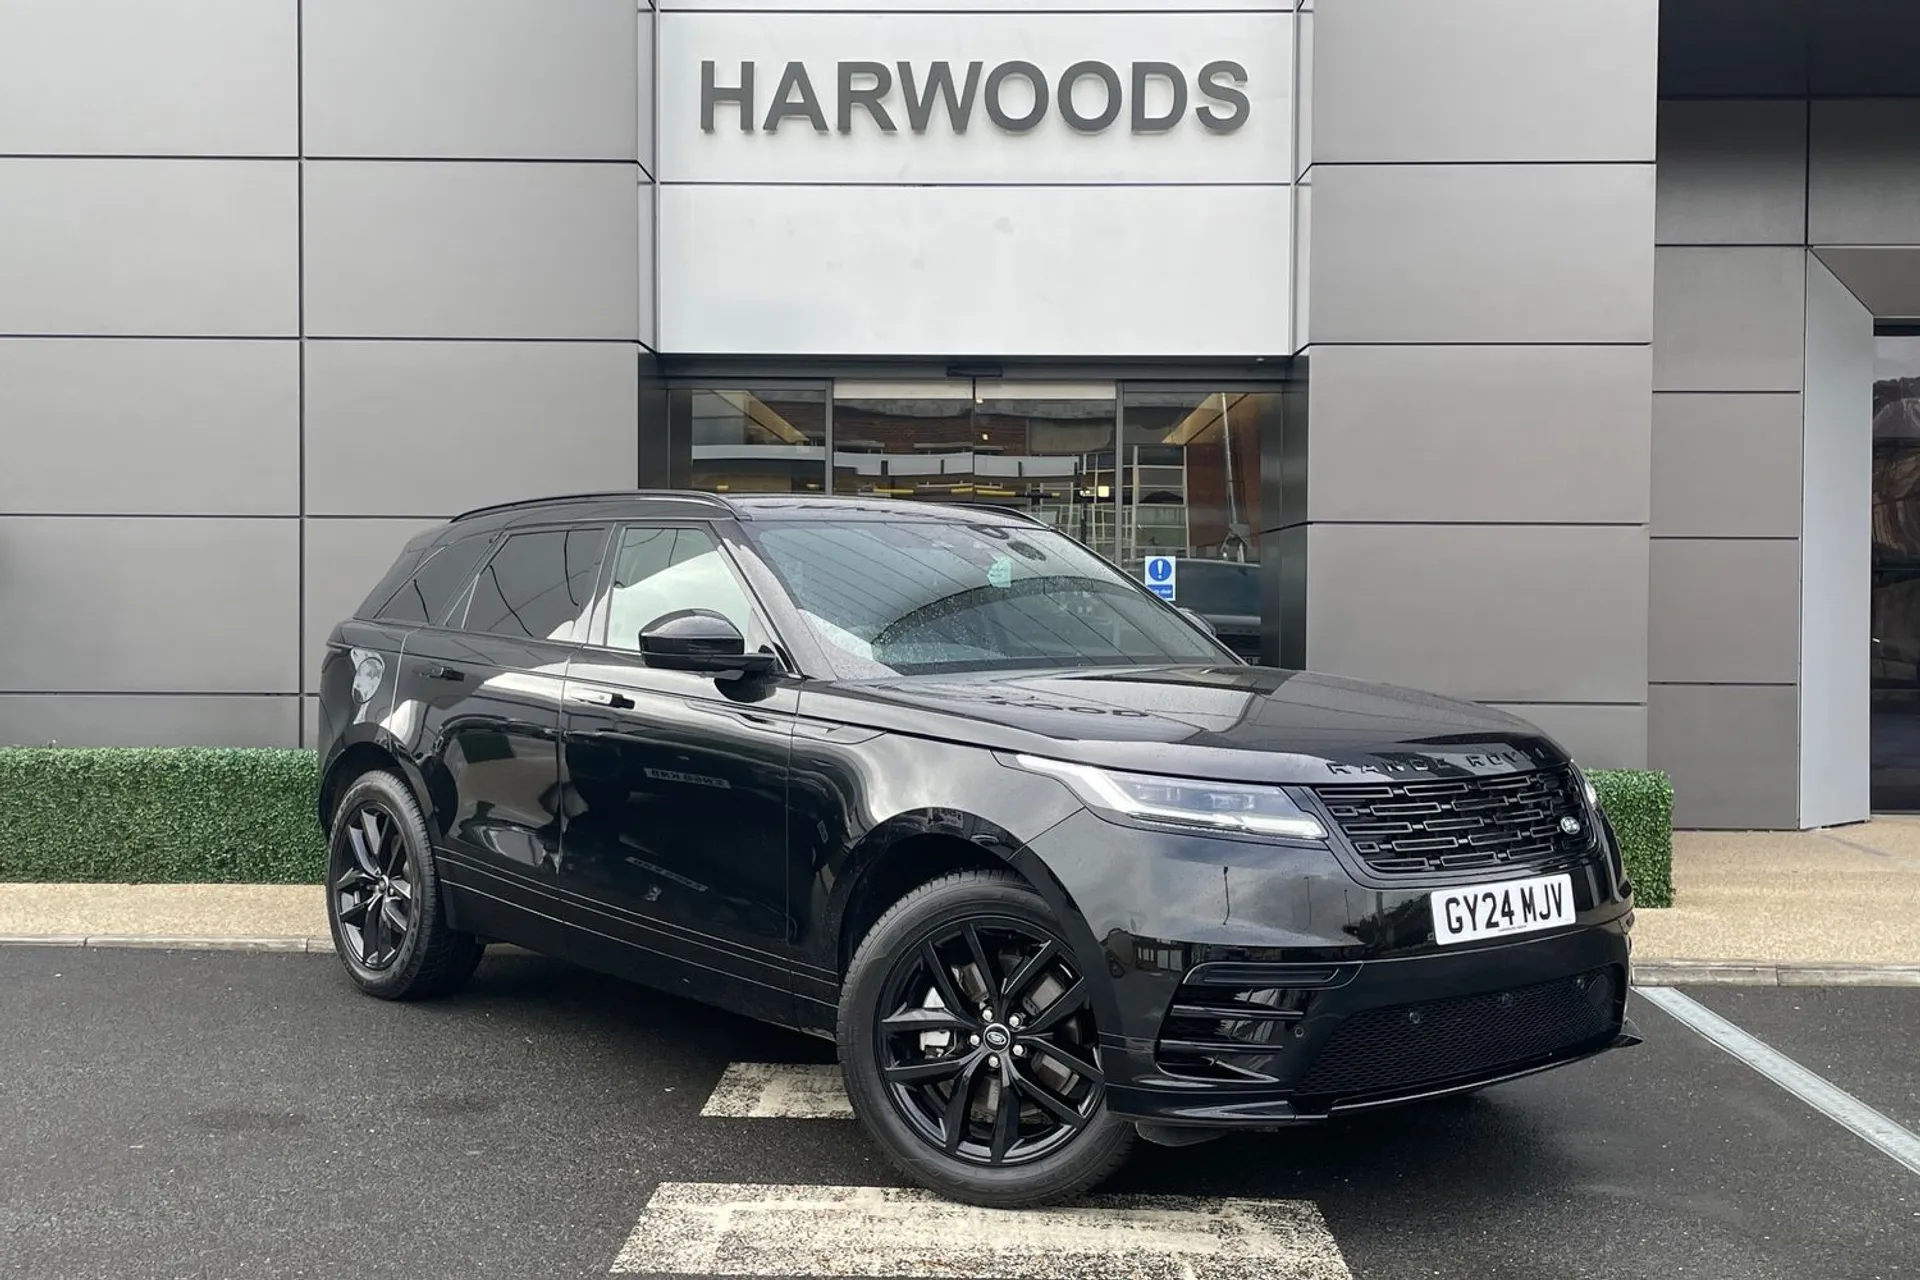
[746,519,1224,677]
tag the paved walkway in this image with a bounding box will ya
[4,823,1920,980]
[1632,818,1920,975]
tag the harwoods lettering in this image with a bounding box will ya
[699,59,1250,135]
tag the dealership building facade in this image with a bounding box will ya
[7,0,1920,830]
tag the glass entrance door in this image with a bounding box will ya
[1873,338,1920,809]
[831,380,1124,562]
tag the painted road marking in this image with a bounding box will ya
[611,1182,1353,1279]
[700,1062,853,1120]
[1638,985,1920,1177]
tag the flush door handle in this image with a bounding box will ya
[571,688,634,710]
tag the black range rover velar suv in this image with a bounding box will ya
[316,491,1640,1207]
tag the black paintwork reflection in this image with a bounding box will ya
[395,629,570,885]
[559,653,797,984]
[794,666,1563,784]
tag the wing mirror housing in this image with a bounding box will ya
[639,609,779,677]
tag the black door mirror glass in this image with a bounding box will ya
[639,609,778,675]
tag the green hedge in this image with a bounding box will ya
[1590,768,1674,907]
[0,748,324,884]
[0,748,1677,905]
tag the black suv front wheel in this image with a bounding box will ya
[837,870,1135,1207]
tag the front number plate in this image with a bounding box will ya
[1430,872,1575,945]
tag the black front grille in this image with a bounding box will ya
[1311,766,1589,876]
[1292,967,1620,1102]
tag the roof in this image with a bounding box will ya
[449,489,1048,528]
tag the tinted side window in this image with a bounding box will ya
[604,526,754,651]
[461,526,607,642]
[355,541,432,620]
[375,532,497,626]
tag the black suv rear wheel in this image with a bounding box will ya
[325,770,484,1000]
[837,870,1135,1207]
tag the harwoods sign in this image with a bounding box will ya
[699,59,1251,136]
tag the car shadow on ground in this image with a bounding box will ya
[428,946,1603,1205]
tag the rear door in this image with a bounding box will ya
[396,522,610,907]
[558,521,798,1024]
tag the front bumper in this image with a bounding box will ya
[1022,809,1640,1129]
[1103,921,1638,1125]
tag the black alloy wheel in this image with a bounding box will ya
[878,918,1103,1166]
[838,870,1135,1207]
[324,770,484,1001]
[334,804,412,970]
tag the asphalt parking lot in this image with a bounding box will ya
[1,947,1914,1280]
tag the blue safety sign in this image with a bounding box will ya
[1143,555,1176,600]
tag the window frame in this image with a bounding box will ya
[575,518,797,673]
[448,521,613,646]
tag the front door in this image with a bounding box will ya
[559,521,797,1025]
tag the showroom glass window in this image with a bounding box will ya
[1873,337,1920,808]
[832,381,1122,563]
[671,385,827,495]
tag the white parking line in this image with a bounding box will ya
[1637,986,1920,1177]
[700,1062,853,1120]
[611,1182,1354,1279]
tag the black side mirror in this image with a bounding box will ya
[639,609,779,676]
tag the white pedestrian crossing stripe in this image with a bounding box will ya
[611,1182,1354,1279]
[700,1062,853,1120]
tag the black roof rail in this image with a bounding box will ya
[728,492,1055,528]
[448,490,734,524]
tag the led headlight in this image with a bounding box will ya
[1573,762,1600,811]
[1014,755,1327,841]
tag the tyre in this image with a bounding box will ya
[837,869,1135,1208]
[325,769,484,1000]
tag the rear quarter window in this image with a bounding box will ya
[363,531,498,626]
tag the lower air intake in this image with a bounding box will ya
[1292,967,1620,1102]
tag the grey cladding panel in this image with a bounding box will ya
[1809,100,1920,247]
[1651,394,1803,538]
[0,160,299,337]
[1649,683,1800,829]
[303,519,444,692]
[1656,100,1808,246]
[1306,345,1651,525]
[1304,524,1649,704]
[0,340,299,516]
[1483,704,1648,772]
[0,695,299,749]
[303,163,641,340]
[1648,538,1801,685]
[1312,0,1656,163]
[1653,247,1806,393]
[0,0,296,156]
[0,518,298,693]
[305,342,640,518]
[1307,164,1655,345]
[303,0,638,160]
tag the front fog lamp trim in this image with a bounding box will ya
[1014,755,1328,842]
